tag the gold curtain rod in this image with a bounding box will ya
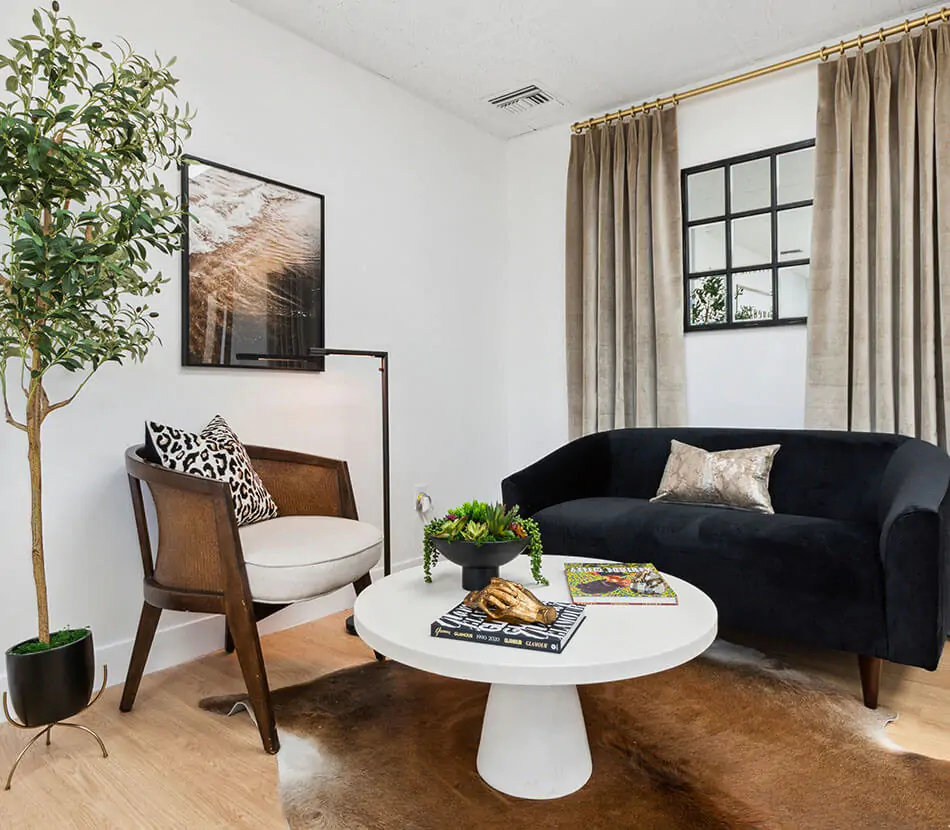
[571,6,950,133]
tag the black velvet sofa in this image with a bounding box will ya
[502,427,950,708]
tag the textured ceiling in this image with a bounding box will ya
[231,0,937,138]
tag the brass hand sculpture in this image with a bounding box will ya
[464,577,558,626]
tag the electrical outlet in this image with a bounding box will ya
[414,485,432,515]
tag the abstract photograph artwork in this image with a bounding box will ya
[181,157,325,371]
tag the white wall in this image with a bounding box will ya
[0,0,507,688]
[503,64,817,472]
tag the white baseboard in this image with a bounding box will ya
[0,558,420,699]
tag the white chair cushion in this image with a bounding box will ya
[239,516,382,604]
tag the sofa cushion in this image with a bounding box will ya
[240,516,382,603]
[533,497,887,656]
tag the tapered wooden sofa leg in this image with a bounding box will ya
[120,602,162,713]
[226,598,279,754]
[858,655,883,709]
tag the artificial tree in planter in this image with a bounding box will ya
[0,2,192,732]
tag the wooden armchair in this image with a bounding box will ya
[120,445,383,753]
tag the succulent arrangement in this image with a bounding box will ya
[423,501,546,585]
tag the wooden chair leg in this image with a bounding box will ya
[351,573,385,661]
[120,602,162,713]
[226,596,279,754]
[858,655,883,709]
[225,604,284,654]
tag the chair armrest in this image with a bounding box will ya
[501,432,610,517]
[245,446,357,520]
[877,439,950,669]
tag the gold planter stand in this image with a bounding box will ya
[2,665,108,791]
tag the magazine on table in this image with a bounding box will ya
[430,600,586,654]
[564,562,678,606]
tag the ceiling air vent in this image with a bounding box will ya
[487,84,557,115]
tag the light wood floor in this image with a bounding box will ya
[2,611,949,829]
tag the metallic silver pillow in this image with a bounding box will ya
[651,439,780,514]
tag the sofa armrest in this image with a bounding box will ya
[877,439,950,669]
[501,432,610,517]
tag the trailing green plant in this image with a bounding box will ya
[422,500,546,585]
[0,3,194,647]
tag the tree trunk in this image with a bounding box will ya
[27,374,50,645]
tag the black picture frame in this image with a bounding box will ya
[681,139,815,333]
[180,155,326,371]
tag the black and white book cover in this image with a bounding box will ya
[430,601,586,654]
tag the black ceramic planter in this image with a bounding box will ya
[433,538,527,590]
[5,630,95,727]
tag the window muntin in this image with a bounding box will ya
[682,140,815,331]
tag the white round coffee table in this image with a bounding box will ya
[354,555,717,800]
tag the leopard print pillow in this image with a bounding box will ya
[145,415,279,526]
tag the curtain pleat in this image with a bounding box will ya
[806,24,950,448]
[871,43,895,434]
[937,26,950,443]
[850,51,871,431]
[565,110,686,439]
[918,29,937,443]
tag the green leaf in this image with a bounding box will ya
[5,74,17,93]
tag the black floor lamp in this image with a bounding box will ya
[236,347,391,635]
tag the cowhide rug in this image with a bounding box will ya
[200,643,950,829]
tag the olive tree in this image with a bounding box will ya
[0,3,193,645]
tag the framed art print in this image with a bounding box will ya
[181,156,325,371]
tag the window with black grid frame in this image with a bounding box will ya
[681,140,815,331]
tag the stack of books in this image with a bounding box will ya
[429,562,678,654]
[430,600,585,654]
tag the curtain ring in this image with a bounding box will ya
[838,40,846,55]
[942,8,949,22]
[878,27,886,43]
[904,19,911,34]
[670,92,679,107]
[819,45,828,61]
[654,97,662,112]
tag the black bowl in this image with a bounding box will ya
[433,538,527,590]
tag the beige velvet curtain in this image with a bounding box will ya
[566,110,686,439]
[806,25,950,447]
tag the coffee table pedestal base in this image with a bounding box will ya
[476,683,592,800]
